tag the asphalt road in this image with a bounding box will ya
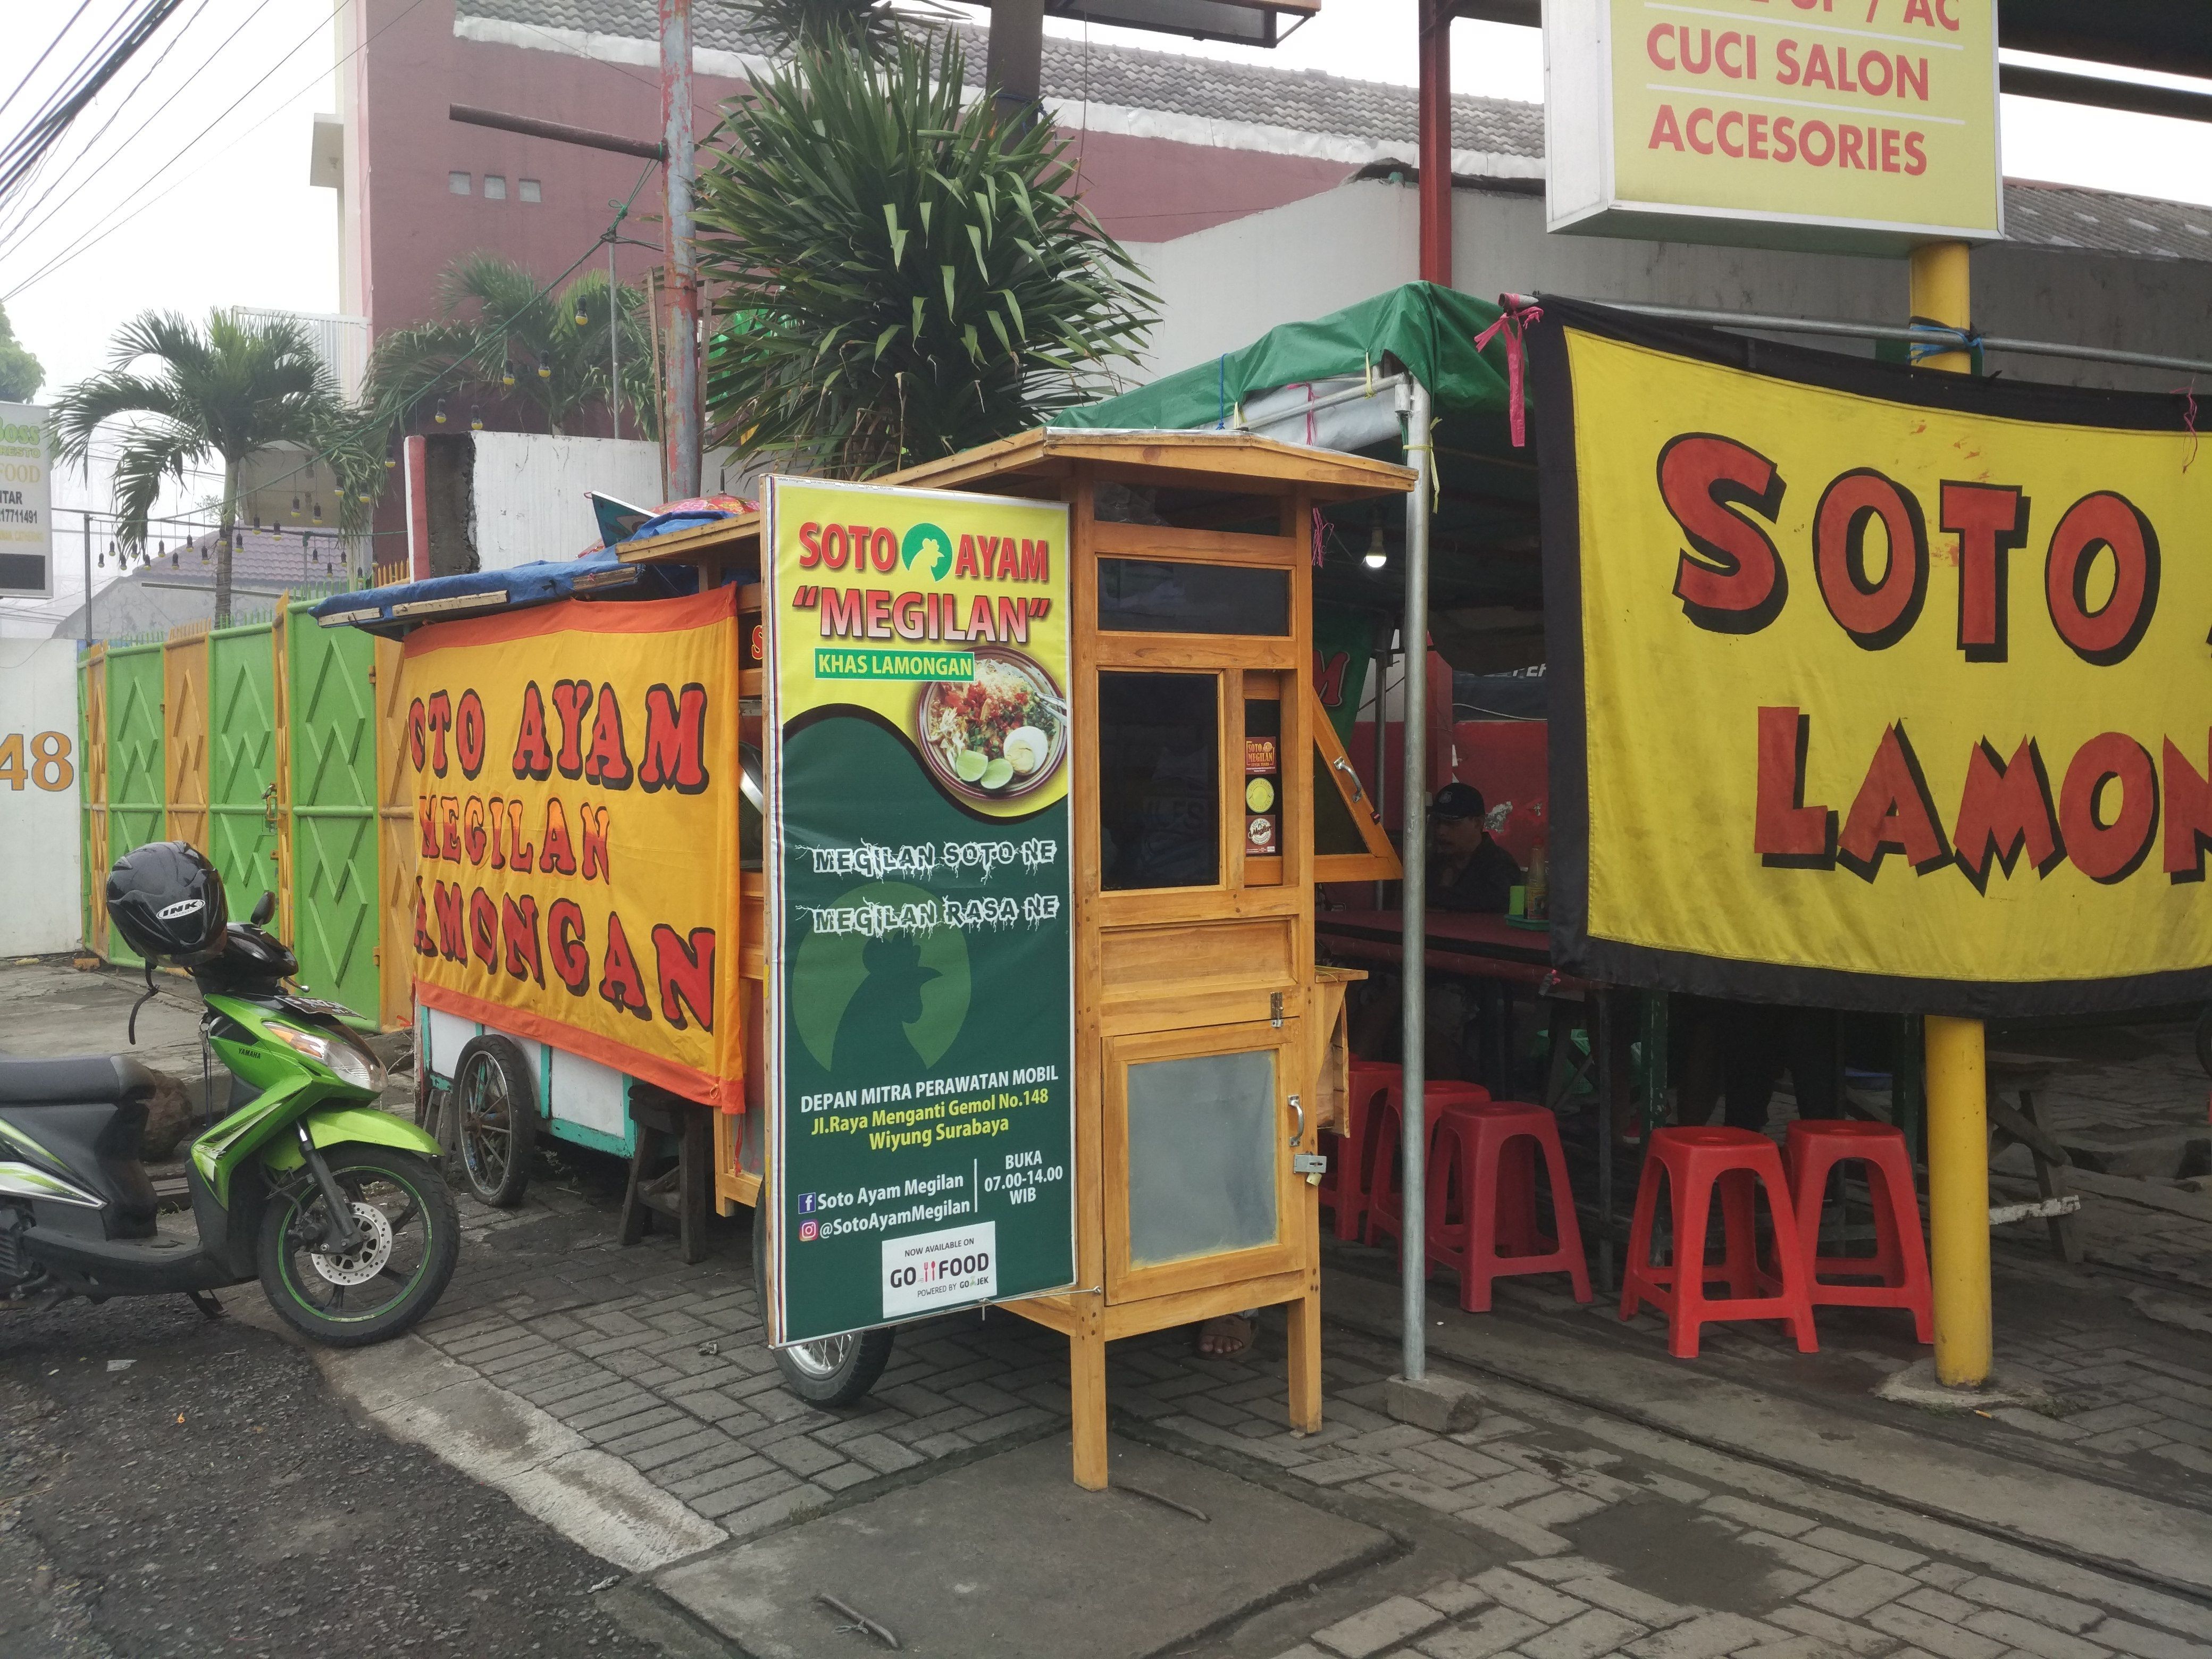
[0,1289,672,1659]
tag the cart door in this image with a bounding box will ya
[1104,1018,1306,1301]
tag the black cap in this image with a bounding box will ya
[1432,782,1487,822]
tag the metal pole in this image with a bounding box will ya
[986,0,1046,125]
[609,234,621,441]
[81,512,92,644]
[659,0,701,498]
[1398,377,1435,1382]
[1417,0,1452,286]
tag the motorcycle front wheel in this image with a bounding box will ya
[257,1144,460,1347]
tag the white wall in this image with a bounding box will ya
[1126,180,2212,395]
[0,640,83,954]
[468,433,665,571]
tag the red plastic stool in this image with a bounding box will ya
[1784,1121,1933,1343]
[1363,1080,1492,1250]
[1620,1127,1818,1359]
[1320,1061,1400,1244]
[1427,1101,1592,1312]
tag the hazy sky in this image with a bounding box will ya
[3,0,2210,630]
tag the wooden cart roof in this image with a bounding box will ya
[617,428,1416,567]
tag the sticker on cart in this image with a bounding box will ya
[882,1221,998,1319]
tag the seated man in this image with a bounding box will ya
[1429,783,1522,914]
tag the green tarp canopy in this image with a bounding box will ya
[1055,283,1544,641]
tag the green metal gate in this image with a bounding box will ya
[283,598,379,1018]
[208,619,280,932]
[102,644,166,968]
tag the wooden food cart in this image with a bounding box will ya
[324,430,1411,1487]
[634,431,1413,1484]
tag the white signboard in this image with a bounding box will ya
[0,640,81,954]
[0,404,50,599]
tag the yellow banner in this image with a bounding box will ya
[399,591,744,1102]
[1532,305,2212,1013]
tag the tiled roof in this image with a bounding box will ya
[2001,179,2212,263]
[458,1,2211,263]
[455,0,1543,157]
[135,526,354,589]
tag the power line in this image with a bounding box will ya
[0,0,227,260]
[0,0,186,212]
[0,1,98,130]
[1,0,432,304]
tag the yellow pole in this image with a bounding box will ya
[1924,1013,1991,1384]
[1911,240,1989,1387]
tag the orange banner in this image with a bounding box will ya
[399,590,744,1104]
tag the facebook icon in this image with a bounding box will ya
[798,1193,818,1214]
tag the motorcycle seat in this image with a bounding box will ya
[0,1054,159,1107]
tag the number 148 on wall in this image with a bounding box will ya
[0,731,74,791]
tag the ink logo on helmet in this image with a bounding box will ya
[900,523,954,580]
[155,898,205,921]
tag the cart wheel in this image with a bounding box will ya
[451,1035,538,1209]
[752,1199,894,1407]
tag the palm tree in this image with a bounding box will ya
[364,254,656,442]
[51,310,368,625]
[693,32,1157,477]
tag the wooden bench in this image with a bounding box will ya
[1984,1052,2082,1264]
[619,1087,716,1266]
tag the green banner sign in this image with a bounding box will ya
[763,478,1077,1345]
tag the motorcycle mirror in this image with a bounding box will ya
[250,890,276,927]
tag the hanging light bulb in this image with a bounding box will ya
[313,500,324,522]
[357,490,372,504]
[200,542,208,563]
[157,540,165,557]
[384,456,397,471]
[501,367,515,388]
[291,495,300,512]
[433,398,448,425]
[1363,522,1388,571]
[536,361,551,380]
[171,550,179,567]
[573,304,589,326]
[97,549,105,568]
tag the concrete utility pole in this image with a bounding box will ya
[1911,240,1990,1389]
[81,512,92,644]
[1417,0,1453,285]
[660,0,702,499]
[987,0,1046,123]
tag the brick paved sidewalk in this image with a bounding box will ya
[406,1160,2212,1659]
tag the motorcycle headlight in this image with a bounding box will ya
[267,1023,386,1093]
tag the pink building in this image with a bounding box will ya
[324,1,1543,349]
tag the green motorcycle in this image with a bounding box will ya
[0,842,457,1345]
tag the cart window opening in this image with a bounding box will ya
[1313,742,1368,856]
[1093,481,1277,534]
[1098,559,1289,636]
[1100,672,1218,891]
[1243,696,1283,864]
[1125,1049,1279,1267]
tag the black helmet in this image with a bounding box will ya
[106,842,228,963]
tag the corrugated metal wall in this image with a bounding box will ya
[78,604,414,1030]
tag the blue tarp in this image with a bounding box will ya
[312,496,752,636]
[307,550,699,637]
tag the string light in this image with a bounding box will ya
[1363,522,1387,571]
[433,398,448,425]
[536,361,551,380]
[469,410,483,431]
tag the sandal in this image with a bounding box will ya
[1194,1313,1255,1359]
